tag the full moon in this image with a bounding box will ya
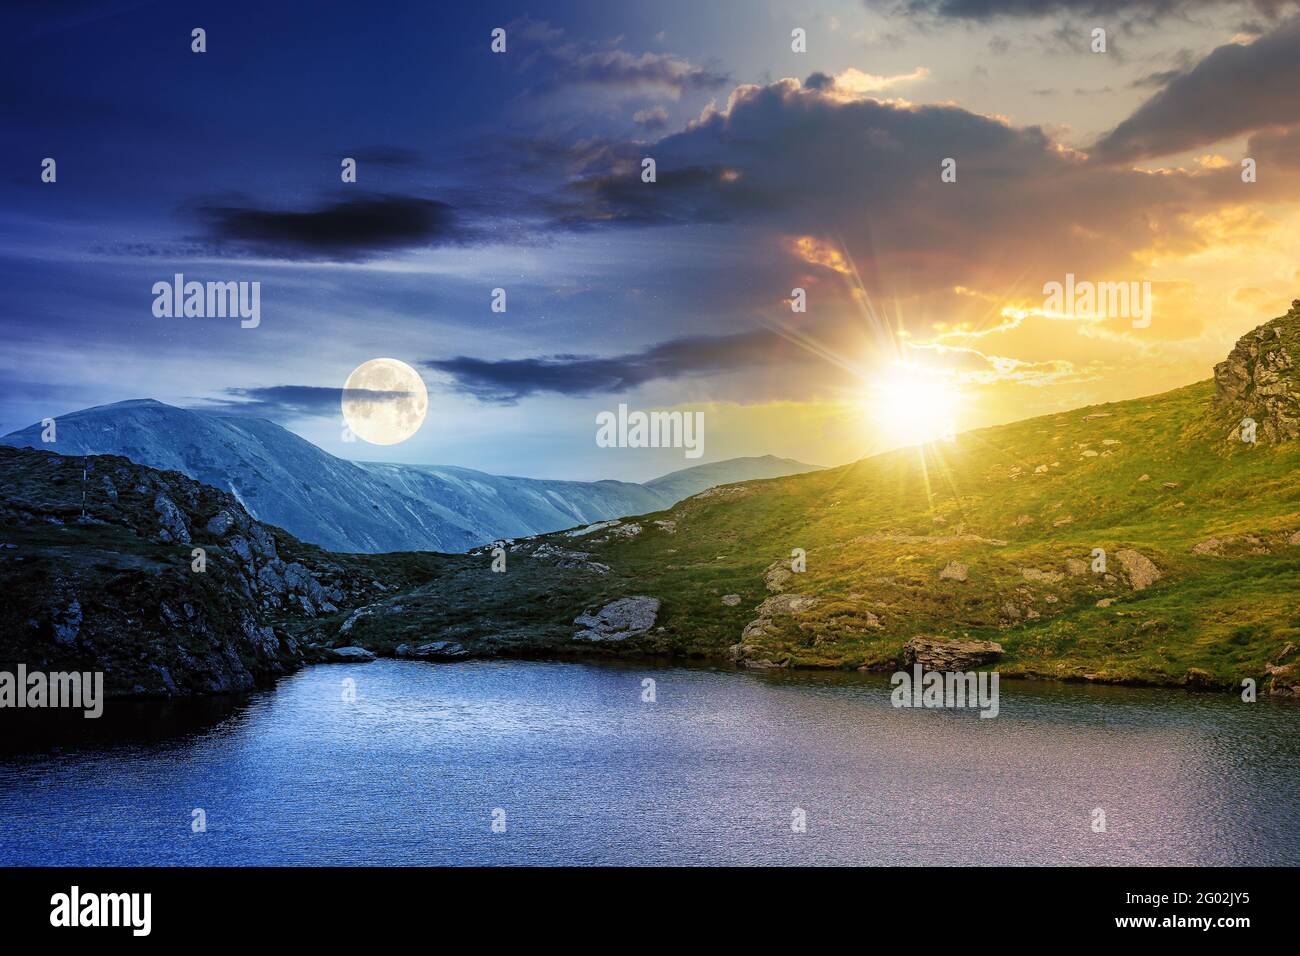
[341,358,429,445]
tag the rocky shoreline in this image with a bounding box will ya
[297,614,1300,698]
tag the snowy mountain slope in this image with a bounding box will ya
[1,400,819,553]
[358,463,665,543]
[0,400,470,552]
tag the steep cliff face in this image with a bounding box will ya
[0,445,429,697]
[1214,300,1300,443]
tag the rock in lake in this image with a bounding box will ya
[409,640,472,660]
[904,636,1003,670]
[326,646,376,662]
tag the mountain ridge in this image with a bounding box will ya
[0,400,820,553]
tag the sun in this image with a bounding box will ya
[864,367,961,448]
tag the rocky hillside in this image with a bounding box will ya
[0,445,441,696]
[324,304,1300,696]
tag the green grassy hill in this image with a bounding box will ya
[331,303,1300,695]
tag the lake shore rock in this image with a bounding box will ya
[904,636,1003,671]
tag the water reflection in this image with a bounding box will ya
[1,660,1296,866]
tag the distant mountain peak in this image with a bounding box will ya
[105,397,168,407]
[644,454,822,493]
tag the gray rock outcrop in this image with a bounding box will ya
[904,636,1003,670]
[327,646,376,662]
[939,561,969,582]
[573,596,660,641]
[1214,301,1300,442]
[1115,548,1161,590]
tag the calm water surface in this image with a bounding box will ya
[1,660,1296,865]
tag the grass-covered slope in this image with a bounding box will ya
[334,305,1300,694]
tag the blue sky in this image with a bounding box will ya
[4,0,1299,479]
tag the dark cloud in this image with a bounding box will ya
[536,77,1241,299]
[425,327,798,403]
[632,106,670,129]
[193,193,467,261]
[1249,123,1300,167]
[1129,69,1185,89]
[197,385,411,419]
[897,0,1279,21]
[424,304,1091,404]
[508,17,728,97]
[555,161,773,229]
[1091,16,1300,163]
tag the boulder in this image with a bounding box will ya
[904,636,1003,670]
[409,640,471,660]
[326,646,376,662]
[727,641,786,669]
[939,561,968,582]
[764,559,795,592]
[755,593,819,616]
[153,494,191,544]
[1265,663,1300,697]
[1192,537,1225,555]
[52,599,83,645]
[529,542,610,573]
[573,596,660,641]
[1115,548,1161,590]
[205,508,242,537]
[1263,643,1300,697]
